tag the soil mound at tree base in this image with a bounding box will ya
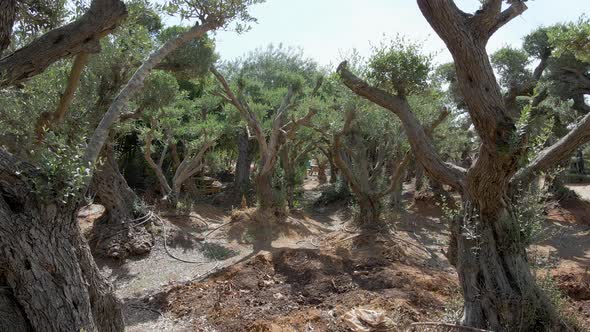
[158,237,457,331]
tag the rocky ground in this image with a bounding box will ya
[78,179,590,331]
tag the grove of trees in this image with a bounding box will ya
[0,0,588,331]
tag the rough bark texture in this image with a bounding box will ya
[0,149,124,332]
[255,173,280,210]
[317,159,328,184]
[0,0,17,56]
[234,127,254,194]
[0,285,30,332]
[0,0,127,87]
[91,144,153,259]
[453,201,561,331]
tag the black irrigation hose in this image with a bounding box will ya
[155,214,221,274]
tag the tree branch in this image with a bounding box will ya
[0,0,127,87]
[512,111,590,186]
[34,52,91,142]
[332,109,364,195]
[210,65,268,154]
[470,0,528,39]
[337,61,465,192]
[143,128,172,194]
[83,20,223,171]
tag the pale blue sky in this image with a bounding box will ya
[172,1,589,67]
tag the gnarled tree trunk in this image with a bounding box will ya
[91,144,153,259]
[357,194,381,228]
[254,173,281,210]
[454,198,561,331]
[0,150,124,332]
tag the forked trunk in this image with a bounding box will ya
[455,198,565,331]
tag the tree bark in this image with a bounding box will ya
[91,144,153,259]
[280,148,296,209]
[255,173,280,210]
[0,150,124,332]
[454,199,562,332]
[329,158,338,184]
[234,127,254,194]
[0,0,17,56]
[317,159,328,184]
[0,0,127,88]
[357,194,381,228]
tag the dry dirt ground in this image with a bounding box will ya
[79,179,590,331]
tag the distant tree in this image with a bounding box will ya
[211,46,322,210]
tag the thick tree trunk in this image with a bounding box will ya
[0,150,124,331]
[415,164,425,193]
[357,194,381,229]
[455,198,564,331]
[91,144,153,258]
[329,159,338,184]
[234,128,254,194]
[255,173,281,210]
[389,177,404,211]
[317,160,328,184]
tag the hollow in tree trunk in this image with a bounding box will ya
[90,144,153,259]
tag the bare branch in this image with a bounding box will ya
[337,61,465,192]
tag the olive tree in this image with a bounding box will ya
[0,0,262,330]
[211,46,322,210]
[338,1,590,330]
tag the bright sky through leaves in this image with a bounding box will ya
[166,0,589,67]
